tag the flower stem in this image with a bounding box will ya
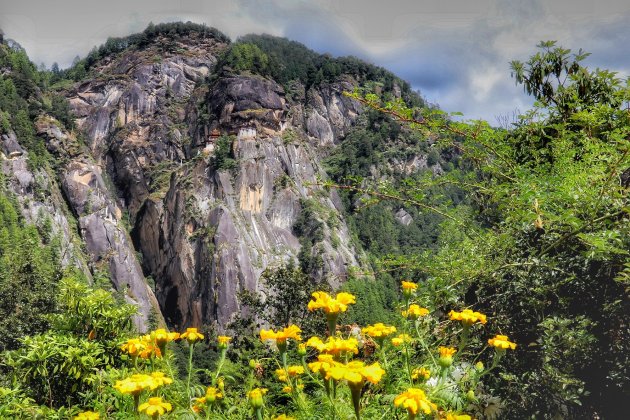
[186,343,195,406]
[350,384,362,420]
[213,348,227,384]
[415,323,438,368]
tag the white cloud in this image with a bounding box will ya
[1,0,629,122]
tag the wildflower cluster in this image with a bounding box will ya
[70,282,515,419]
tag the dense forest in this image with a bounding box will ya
[0,23,628,419]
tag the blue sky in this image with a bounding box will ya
[1,0,629,122]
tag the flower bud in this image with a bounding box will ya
[466,390,476,402]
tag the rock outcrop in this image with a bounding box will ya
[60,33,368,330]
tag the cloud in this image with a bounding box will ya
[1,0,630,121]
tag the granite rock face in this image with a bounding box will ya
[53,33,372,331]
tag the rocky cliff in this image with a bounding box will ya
[58,31,375,330]
[1,27,429,332]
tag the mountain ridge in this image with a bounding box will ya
[1,22,437,331]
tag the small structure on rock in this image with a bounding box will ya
[237,126,256,140]
[203,128,221,154]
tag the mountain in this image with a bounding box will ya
[1,22,439,332]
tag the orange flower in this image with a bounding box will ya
[259,325,302,344]
[394,388,437,416]
[448,309,487,326]
[181,327,204,344]
[402,304,430,319]
[120,338,146,358]
[411,367,431,381]
[305,336,359,356]
[362,323,397,340]
[438,347,457,367]
[488,334,517,350]
[138,397,172,417]
[438,347,457,358]
[217,335,231,349]
[401,281,418,291]
[307,291,356,314]
[391,334,412,347]
[325,360,385,386]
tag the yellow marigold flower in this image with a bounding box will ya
[488,334,517,350]
[308,354,338,375]
[394,388,437,416]
[287,365,305,376]
[74,411,100,420]
[150,372,172,387]
[307,291,356,314]
[275,368,288,382]
[449,309,487,326]
[401,280,418,298]
[362,323,397,340]
[138,397,172,417]
[391,334,412,347]
[273,415,296,420]
[297,343,307,356]
[306,335,359,356]
[276,365,304,382]
[120,338,146,357]
[443,413,473,420]
[438,347,457,368]
[306,336,325,350]
[151,328,180,345]
[181,327,204,344]
[325,360,385,386]
[401,280,418,291]
[282,384,304,394]
[260,325,302,345]
[217,335,231,349]
[411,367,431,381]
[138,342,162,359]
[438,347,457,358]
[402,304,429,320]
[113,374,157,396]
[205,386,223,402]
[248,388,268,409]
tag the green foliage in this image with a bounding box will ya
[218,43,270,75]
[2,278,137,408]
[4,333,108,407]
[212,135,237,171]
[0,194,61,352]
[341,275,399,326]
[58,22,229,82]
[0,42,52,169]
[293,199,326,274]
[231,34,423,105]
[510,41,622,120]
[341,42,630,419]
[48,94,75,130]
[239,263,322,336]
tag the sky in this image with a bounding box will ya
[1,0,630,122]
